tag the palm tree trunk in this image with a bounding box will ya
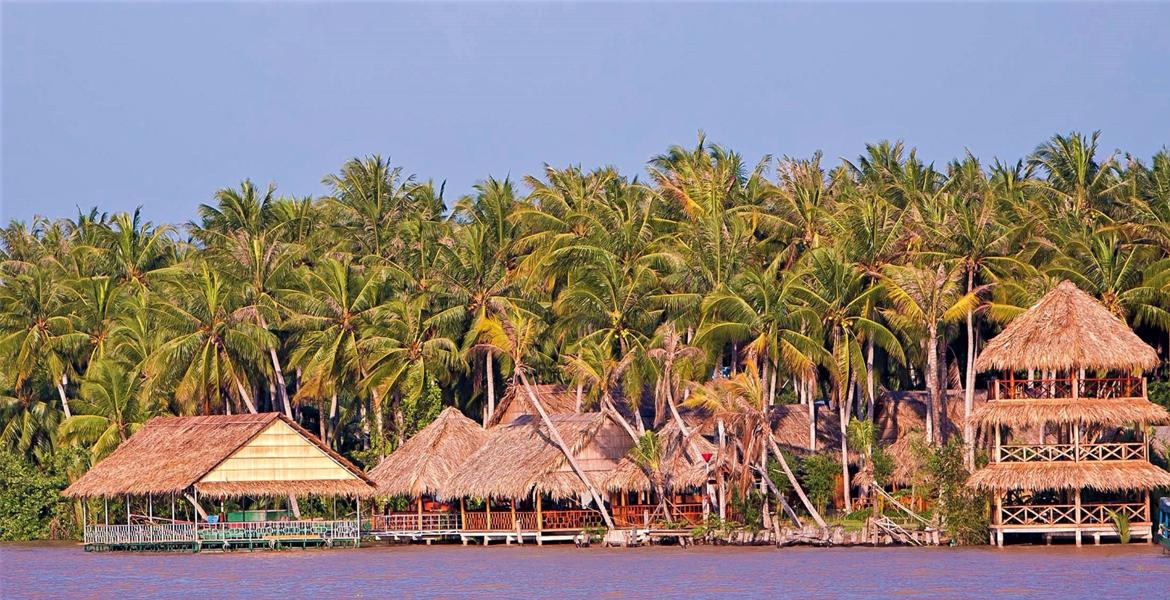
[925,325,938,446]
[517,370,615,530]
[867,336,876,422]
[56,376,72,419]
[839,378,854,513]
[485,351,496,425]
[233,375,258,414]
[603,396,640,442]
[257,315,292,419]
[964,268,976,469]
[575,381,584,413]
[328,389,340,447]
[938,335,949,444]
[807,378,817,451]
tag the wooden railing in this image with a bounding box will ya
[539,509,605,530]
[994,377,1143,401]
[998,442,1146,463]
[612,504,704,527]
[999,502,1149,526]
[367,513,461,533]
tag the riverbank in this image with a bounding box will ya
[4,541,1168,600]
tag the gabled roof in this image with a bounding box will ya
[975,280,1159,373]
[443,412,632,500]
[63,413,375,499]
[368,407,489,498]
[486,383,580,427]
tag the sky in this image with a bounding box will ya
[2,2,1168,226]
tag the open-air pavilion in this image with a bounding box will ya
[64,412,376,551]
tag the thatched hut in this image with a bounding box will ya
[767,403,844,455]
[65,412,374,500]
[445,412,632,501]
[368,407,489,498]
[969,280,1170,545]
[65,413,375,551]
[875,390,986,487]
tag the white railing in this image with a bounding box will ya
[197,520,359,541]
[83,520,360,546]
[84,523,197,545]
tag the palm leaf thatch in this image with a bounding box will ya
[875,390,985,486]
[971,398,1170,428]
[974,280,1159,373]
[766,404,847,457]
[486,383,579,427]
[443,413,632,501]
[63,413,375,499]
[603,420,717,494]
[368,407,489,498]
[968,461,1170,492]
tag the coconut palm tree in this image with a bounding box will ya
[58,360,158,461]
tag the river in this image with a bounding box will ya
[2,541,1168,599]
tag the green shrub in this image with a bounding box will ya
[799,453,842,515]
[0,451,79,540]
[915,440,990,545]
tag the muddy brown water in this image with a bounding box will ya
[2,541,1168,599]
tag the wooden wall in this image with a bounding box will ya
[200,420,357,483]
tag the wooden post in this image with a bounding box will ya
[994,493,1003,547]
[1073,422,1080,462]
[1074,487,1082,547]
[417,496,424,530]
[104,497,109,526]
[1141,376,1148,399]
[460,498,466,531]
[356,497,361,548]
[1144,489,1152,544]
[510,497,517,531]
[994,426,1001,464]
[126,495,130,524]
[1072,370,1078,400]
[148,493,152,522]
[535,493,543,531]
[486,498,492,530]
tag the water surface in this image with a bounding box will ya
[3,541,1168,599]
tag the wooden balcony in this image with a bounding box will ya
[993,376,1144,401]
[998,501,1148,527]
[612,503,704,527]
[997,442,1147,463]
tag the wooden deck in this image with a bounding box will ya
[992,501,1154,546]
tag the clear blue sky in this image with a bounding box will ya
[3,2,1168,225]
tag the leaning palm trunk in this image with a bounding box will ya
[257,315,292,419]
[763,426,827,528]
[233,375,258,414]
[518,370,615,530]
[56,376,72,419]
[866,336,876,422]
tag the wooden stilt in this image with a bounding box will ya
[460,498,467,531]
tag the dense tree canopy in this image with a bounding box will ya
[3,132,1169,495]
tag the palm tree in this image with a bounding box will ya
[0,264,86,418]
[882,263,973,446]
[148,265,274,416]
[801,248,902,510]
[286,258,388,446]
[686,363,827,527]
[58,360,158,461]
[473,309,616,530]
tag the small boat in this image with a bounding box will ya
[1160,497,1170,551]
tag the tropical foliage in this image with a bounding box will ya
[3,132,1170,534]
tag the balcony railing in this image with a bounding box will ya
[999,502,1148,526]
[367,513,461,533]
[612,503,704,527]
[83,520,361,546]
[994,377,1143,401]
[998,442,1147,463]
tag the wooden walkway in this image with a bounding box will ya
[83,520,361,552]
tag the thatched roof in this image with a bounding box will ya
[971,398,1170,428]
[63,413,375,499]
[602,421,717,494]
[487,383,580,427]
[368,407,489,498]
[875,390,986,486]
[968,461,1170,492]
[444,413,634,501]
[767,404,844,455]
[974,280,1159,373]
